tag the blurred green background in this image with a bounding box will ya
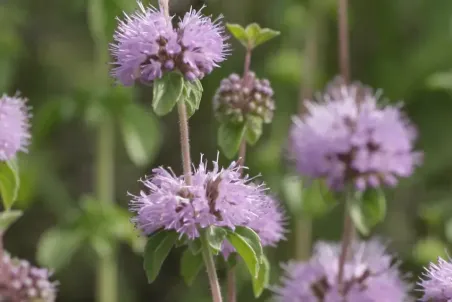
[2,0,452,301]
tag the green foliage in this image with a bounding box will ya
[413,237,448,264]
[427,71,452,91]
[143,230,178,283]
[152,72,185,116]
[218,122,247,159]
[180,249,204,286]
[205,226,228,255]
[0,210,22,232]
[119,103,161,167]
[226,227,263,279]
[184,79,204,118]
[0,159,20,210]
[349,189,387,236]
[245,115,264,145]
[251,255,270,298]
[226,23,280,49]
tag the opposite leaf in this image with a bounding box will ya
[245,115,264,145]
[245,23,280,49]
[206,226,227,255]
[152,72,184,116]
[218,122,247,159]
[143,230,178,283]
[349,188,386,236]
[0,210,22,232]
[252,255,270,298]
[0,159,20,210]
[184,79,203,117]
[180,249,204,286]
[226,23,248,47]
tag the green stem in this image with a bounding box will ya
[201,232,223,302]
[95,119,117,302]
[294,216,312,260]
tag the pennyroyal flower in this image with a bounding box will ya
[111,2,228,85]
[130,156,269,239]
[274,239,410,302]
[0,94,30,161]
[288,77,421,191]
[418,256,452,301]
[0,253,57,302]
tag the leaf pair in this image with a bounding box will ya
[152,73,203,117]
[349,188,387,236]
[227,23,280,50]
[0,159,22,232]
[218,116,264,159]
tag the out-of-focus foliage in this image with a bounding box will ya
[1,0,452,301]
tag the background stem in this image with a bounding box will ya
[338,0,350,83]
[95,118,117,302]
[337,199,353,287]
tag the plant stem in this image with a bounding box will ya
[243,46,252,84]
[201,232,224,302]
[337,199,353,289]
[338,0,350,83]
[177,101,193,184]
[95,118,117,302]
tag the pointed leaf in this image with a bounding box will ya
[245,116,263,145]
[226,23,248,47]
[206,226,227,255]
[218,122,247,159]
[188,238,202,255]
[226,227,262,278]
[143,230,178,283]
[0,159,20,210]
[233,226,263,258]
[349,188,386,236]
[245,23,261,44]
[180,249,204,286]
[0,210,22,232]
[120,103,161,167]
[152,72,184,116]
[184,79,203,117]
[301,179,337,217]
[252,255,270,297]
[254,28,280,48]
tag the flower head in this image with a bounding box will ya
[213,72,275,124]
[130,156,267,239]
[177,7,228,81]
[418,256,452,301]
[0,254,57,302]
[111,3,227,85]
[288,77,421,191]
[0,94,30,161]
[274,239,410,302]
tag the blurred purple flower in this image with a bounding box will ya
[274,239,410,302]
[111,3,227,85]
[418,256,452,301]
[0,254,57,302]
[130,155,267,239]
[288,77,422,191]
[0,94,30,161]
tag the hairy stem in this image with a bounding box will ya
[159,0,170,20]
[337,200,354,289]
[201,232,224,302]
[95,119,117,302]
[338,0,350,83]
[177,101,193,184]
[243,46,252,84]
[226,266,237,302]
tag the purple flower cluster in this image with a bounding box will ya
[130,155,283,240]
[418,256,452,301]
[274,239,410,302]
[0,94,31,161]
[111,3,228,85]
[213,72,275,124]
[0,254,57,302]
[289,77,421,191]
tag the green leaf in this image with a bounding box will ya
[184,79,203,117]
[0,159,20,210]
[349,188,386,236]
[218,122,247,159]
[226,23,248,47]
[188,238,202,255]
[226,227,263,278]
[206,226,227,255]
[413,237,448,264]
[152,72,184,116]
[245,116,264,145]
[0,210,22,232]
[301,179,337,217]
[37,227,85,271]
[427,71,452,91]
[143,230,178,283]
[119,103,162,167]
[245,23,261,44]
[252,255,270,298]
[254,28,280,47]
[180,249,204,286]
